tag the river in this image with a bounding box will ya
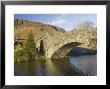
[14,55,97,76]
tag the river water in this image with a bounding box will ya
[14,55,97,76]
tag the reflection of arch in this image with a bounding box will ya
[51,42,82,59]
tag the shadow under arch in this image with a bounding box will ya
[51,42,82,59]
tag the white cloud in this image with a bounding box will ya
[47,15,66,26]
[55,14,66,20]
[49,19,66,25]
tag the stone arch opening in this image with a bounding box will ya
[51,42,82,59]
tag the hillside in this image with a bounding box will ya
[14,19,66,42]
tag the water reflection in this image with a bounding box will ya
[44,59,63,75]
[69,55,97,76]
[14,55,96,76]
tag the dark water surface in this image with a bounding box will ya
[14,55,96,76]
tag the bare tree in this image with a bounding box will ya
[77,21,95,29]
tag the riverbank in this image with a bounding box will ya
[68,47,96,57]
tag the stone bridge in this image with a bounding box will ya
[36,29,97,58]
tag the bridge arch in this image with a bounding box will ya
[44,29,96,59]
[46,42,82,59]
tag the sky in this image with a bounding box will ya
[14,14,97,31]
